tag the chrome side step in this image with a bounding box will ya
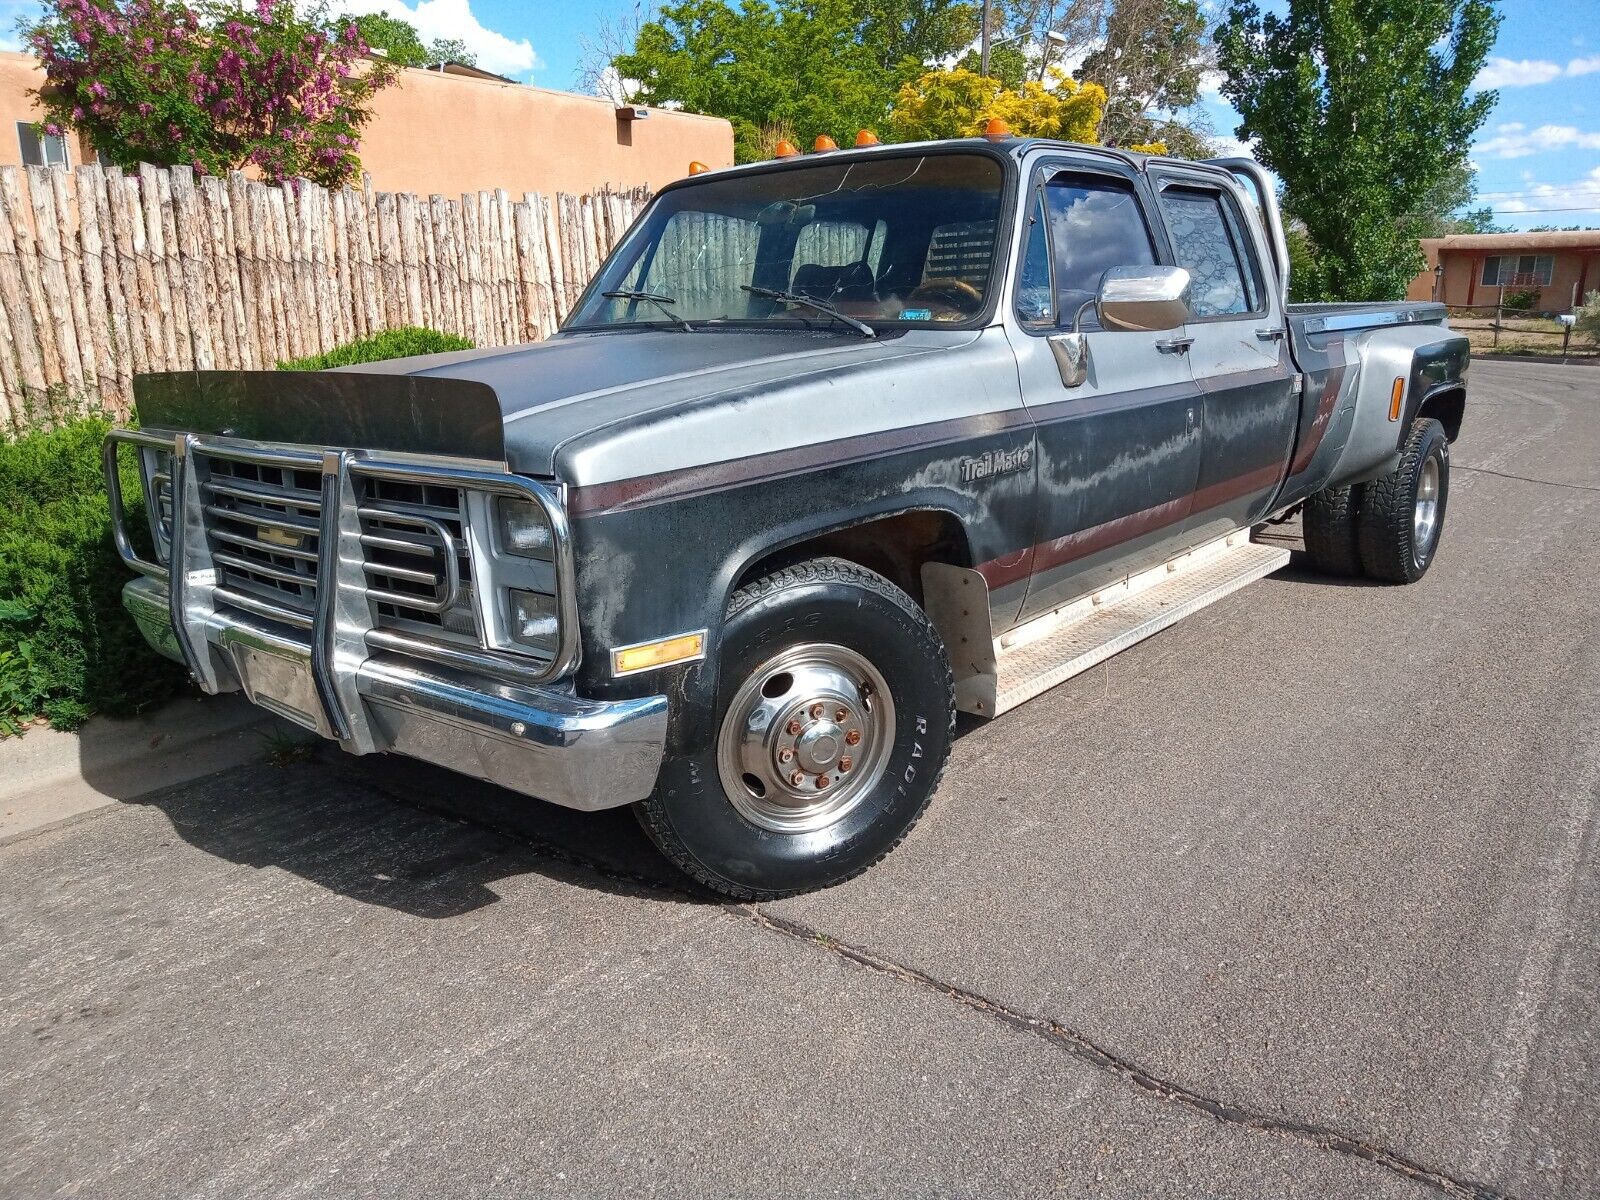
[931,531,1290,718]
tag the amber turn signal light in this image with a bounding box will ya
[613,631,707,677]
[812,135,838,152]
[855,129,881,146]
[773,139,800,158]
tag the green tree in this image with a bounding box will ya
[341,10,429,65]
[1215,0,1499,301]
[610,0,975,161]
[336,11,479,68]
[1081,0,1210,151]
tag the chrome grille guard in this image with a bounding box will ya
[105,429,580,747]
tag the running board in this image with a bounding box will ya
[928,532,1290,718]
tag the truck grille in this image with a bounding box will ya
[358,477,479,646]
[199,453,323,629]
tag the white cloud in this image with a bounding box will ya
[1493,165,1600,216]
[1476,122,1600,158]
[332,0,542,78]
[1475,54,1600,89]
[1476,57,1564,89]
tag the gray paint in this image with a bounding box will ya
[113,135,1469,766]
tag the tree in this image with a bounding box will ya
[888,66,1104,142]
[1405,162,1504,236]
[1080,0,1210,150]
[1215,0,1499,301]
[27,0,393,187]
[1574,290,1600,348]
[336,11,478,69]
[607,0,976,160]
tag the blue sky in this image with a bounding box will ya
[2,0,1594,227]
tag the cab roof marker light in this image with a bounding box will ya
[983,117,1011,141]
[855,129,881,146]
[812,135,838,152]
[688,160,709,175]
[773,139,800,158]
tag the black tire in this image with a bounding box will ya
[636,557,954,900]
[1357,418,1450,584]
[1302,483,1364,577]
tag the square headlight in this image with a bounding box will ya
[497,496,553,559]
[508,589,559,653]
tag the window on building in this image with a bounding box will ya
[16,122,69,169]
[1481,254,1554,287]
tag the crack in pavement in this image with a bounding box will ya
[735,905,1518,1200]
[1454,464,1600,494]
[242,765,1526,1199]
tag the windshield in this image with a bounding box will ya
[567,152,1006,332]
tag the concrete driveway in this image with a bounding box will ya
[3,358,1597,1199]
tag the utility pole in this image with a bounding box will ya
[980,0,991,77]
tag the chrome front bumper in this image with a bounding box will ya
[124,575,669,811]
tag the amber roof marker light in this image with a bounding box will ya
[855,129,881,146]
[812,134,838,152]
[983,117,1012,141]
[687,161,709,175]
[773,139,800,158]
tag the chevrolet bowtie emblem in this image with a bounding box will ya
[258,526,304,550]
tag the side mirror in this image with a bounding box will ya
[1096,265,1192,333]
[1046,264,1192,389]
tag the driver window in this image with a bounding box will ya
[1041,173,1157,327]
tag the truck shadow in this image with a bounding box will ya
[111,747,700,920]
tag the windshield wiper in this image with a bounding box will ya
[740,285,876,338]
[602,289,694,332]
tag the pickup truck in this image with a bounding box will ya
[106,134,1470,899]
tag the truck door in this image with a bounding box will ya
[1006,159,1204,623]
[1147,168,1299,541]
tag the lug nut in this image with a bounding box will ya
[845,730,862,746]
[789,771,806,787]
[839,756,853,772]
[787,719,803,735]
[778,748,794,763]
[815,774,830,789]
[835,707,848,722]
[810,703,825,719]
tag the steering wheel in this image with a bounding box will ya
[906,277,984,317]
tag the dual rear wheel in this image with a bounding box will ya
[1303,417,1450,584]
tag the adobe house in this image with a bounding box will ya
[1408,230,1600,311]
[0,50,733,197]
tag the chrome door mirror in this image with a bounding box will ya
[1096,265,1192,333]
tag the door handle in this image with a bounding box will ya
[1155,336,1194,355]
[1255,327,1285,341]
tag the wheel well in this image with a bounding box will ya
[1418,386,1465,442]
[733,510,972,605]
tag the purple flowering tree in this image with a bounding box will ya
[25,0,396,188]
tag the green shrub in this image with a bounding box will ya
[1501,288,1541,312]
[277,327,473,371]
[1575,290,1600,348]
[0,415,185,733]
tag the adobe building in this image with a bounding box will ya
[1408,229,1600,311]
[0,50,733,196]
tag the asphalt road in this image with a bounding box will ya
[3,359,1598,1199]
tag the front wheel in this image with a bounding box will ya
[636,558,955,900]
[1358,417,1450,584]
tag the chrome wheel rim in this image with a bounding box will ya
[717,643,895,834]
[1413,454,1441,565]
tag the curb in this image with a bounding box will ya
[0,694,292,842]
